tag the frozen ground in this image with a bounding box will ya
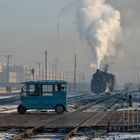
[0,132,15,140]
[67,132,140,140]
[0,92,20,113]
[104,132,140,140]
[1,91,140,140]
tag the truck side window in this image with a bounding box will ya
[28,85,37,96]
[42,85,53,93]
[34,85,40,96]
[42,85,53,96]
[57,84,65,92]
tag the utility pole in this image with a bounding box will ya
[5,55,12,92]
[31,68,35,81]
[54,58,58,80]
[37,62,42,81]
[53,64,55,80]
[83,73,85,83]
[133,72,135,85]
[73,54,77,92]
[137,67,140,84]
[137,67,140,90]
[45,50,47,80]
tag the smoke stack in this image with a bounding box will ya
[96,69,100,73]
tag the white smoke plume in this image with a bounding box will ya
[77,0,121,69]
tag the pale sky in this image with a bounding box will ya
[0,0,140,85]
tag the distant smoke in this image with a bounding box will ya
[58,0,80,21]
[76,0,121,69]
[57,0,80,59]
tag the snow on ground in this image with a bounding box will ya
[0,106,17,113]
[106,132,140,140]
[1,91,140,139]
[0,92,20,113]
[0,132,15,140]
[117,99,140,112]
[70,132,140,140]
[84,103,106,112]
[0,95,17,99]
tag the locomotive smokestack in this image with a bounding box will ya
[96,69,100,73]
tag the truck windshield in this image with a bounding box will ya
[21,85,26,92]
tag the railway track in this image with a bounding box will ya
[64,93,123,140]
[10,91,124,140]
[0,107,17,112]
[0,92,93,113]
[0,96,20,105]
[0,92,110,113]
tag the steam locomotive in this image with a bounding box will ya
[91,69,115,94]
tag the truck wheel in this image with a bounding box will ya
[55,104,65,114]
[17,105,26,114]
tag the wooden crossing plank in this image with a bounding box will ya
[0,112,67,127]
[0,112,94,128]
[0,111,140,128]
[45,112,95,128]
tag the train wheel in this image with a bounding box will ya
[55,104,65,114]
[17,105,26,114]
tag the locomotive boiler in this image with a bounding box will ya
[91,69,115,94]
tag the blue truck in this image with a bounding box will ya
[17,80,67,114]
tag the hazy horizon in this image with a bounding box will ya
[0,0,140,85]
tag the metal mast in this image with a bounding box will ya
[73,54,77,91]
[6,55,12,92]
[45,50,47,80]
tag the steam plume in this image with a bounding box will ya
[77,0,121,69]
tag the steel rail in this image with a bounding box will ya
[0,107,16,113]
[11,92,123,140]
[63,94,123,140]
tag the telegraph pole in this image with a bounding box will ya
[54,58,58,80]
[45,50,47,80]
[37,62,42,81]
[137,67,140,90]
[6,55,12,92]
[73,54,77,91]
[31,68,35,81]
[137,67,140,84]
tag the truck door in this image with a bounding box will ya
[26,84,42,109]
